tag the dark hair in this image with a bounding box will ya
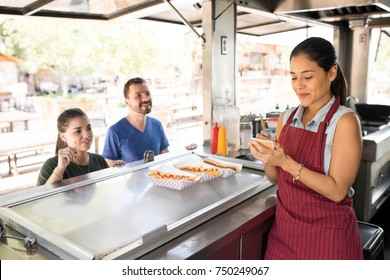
[55,108,88,154]
[290,37,347,105]
[123,77,147,99]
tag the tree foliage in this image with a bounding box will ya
[0,16,192,81]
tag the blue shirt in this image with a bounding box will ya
[102,116,169,163]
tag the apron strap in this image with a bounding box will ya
[315,96,340,169]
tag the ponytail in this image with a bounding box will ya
[331,64,348,106]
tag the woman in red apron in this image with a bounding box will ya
[249,37,363,259]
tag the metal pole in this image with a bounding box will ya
[162,0,206,43]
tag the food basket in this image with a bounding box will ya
[147,165,200,190]
[173,155,222,182]
[202,157,242,178]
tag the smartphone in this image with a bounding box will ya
[249,137,274,149]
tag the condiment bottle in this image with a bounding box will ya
[211,122,219,154]
[252,117,261,137]
[217,123,228,156]
[213,105,240,152]
[240,122,252,149]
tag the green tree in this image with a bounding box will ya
[0,16,191,86]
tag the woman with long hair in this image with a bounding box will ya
[37,108,109,186]
[249,37,363,259]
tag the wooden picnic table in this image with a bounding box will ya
[0,110,38,132]
[0,92,14,112]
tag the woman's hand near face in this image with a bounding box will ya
[45,147,77,184]
[57,147,77,168]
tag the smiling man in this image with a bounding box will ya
[102,77,169,166]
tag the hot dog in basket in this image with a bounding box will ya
[147,169,199,181]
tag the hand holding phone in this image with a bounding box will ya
[249,137,274,149]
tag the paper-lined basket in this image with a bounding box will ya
[173,155,222,182]
[202,157,243,178]
[147,165,200,190]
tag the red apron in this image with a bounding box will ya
[265,97,363,260]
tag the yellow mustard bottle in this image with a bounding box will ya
[217,123,228,156]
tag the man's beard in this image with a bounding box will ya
[136,101,152,114]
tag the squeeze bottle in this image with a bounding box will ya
[213,105,240,152]
[211,122,219,154]
[217,123,228,156]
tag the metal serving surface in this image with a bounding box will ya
[0,151,271,260]
[362,126,390,162]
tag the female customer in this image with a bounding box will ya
[249,37,363,259]
[37,108,110,186]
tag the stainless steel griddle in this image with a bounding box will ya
[0,151,271,259]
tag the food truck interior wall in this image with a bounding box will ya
[1,0,390,145]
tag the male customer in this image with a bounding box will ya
[103,77,169,166]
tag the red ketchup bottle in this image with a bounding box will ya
[211,122,219,154]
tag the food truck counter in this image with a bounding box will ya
[0,150,276,260]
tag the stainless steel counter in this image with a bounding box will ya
[139,185,277,260]
[0,150,274,260]
[353,126,390,221]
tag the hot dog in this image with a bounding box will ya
[202,158,241,172]
[178,166,221,177]
[147,169,198,181]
